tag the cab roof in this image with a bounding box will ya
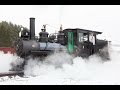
[63,28,102,34]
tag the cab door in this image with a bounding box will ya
[67,32,74,54]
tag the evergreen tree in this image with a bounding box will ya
[0,21,28,47]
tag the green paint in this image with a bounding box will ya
[68,32,74,54]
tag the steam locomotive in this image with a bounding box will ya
[11,17,110,71]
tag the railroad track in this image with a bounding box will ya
[0,71,24,78]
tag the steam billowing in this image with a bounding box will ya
[0,52,19,72]
[1,45,120,84]
[24,52,73,76]
[22,45,120,84]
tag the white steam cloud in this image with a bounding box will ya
[22,45,120,84]
[24,52,73,76]
[0,52,19,72]
[1,45,120,84]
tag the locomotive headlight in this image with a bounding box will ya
[32,44,35,48]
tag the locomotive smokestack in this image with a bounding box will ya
[30,17,35,40]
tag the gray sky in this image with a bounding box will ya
[0,5,120,43]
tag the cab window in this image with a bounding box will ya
[78,33,88,42]
[78,33,84,42]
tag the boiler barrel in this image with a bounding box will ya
[39,42,66,51]
[16,40,66,57]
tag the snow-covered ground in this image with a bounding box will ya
[0,44,120,85]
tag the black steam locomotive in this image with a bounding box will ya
[15,18,110,59]
[12,17,110,71]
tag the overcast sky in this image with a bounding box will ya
[0,5,120,43]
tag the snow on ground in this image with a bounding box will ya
[0,45,120,85]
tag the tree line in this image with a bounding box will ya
[0,21,28,47]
